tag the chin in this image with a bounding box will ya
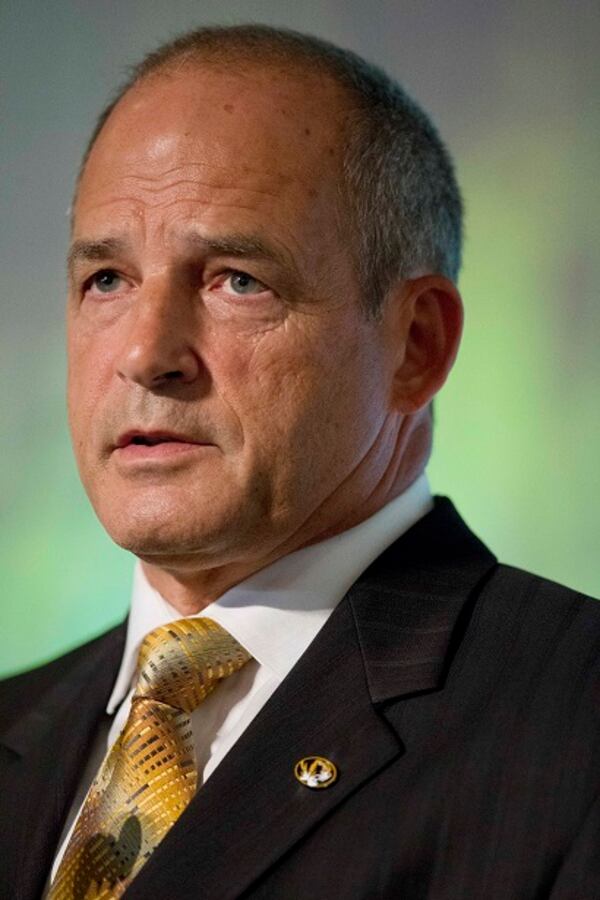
[106,515,226,558]
[95,493,265,566]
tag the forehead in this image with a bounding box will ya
[74,64,348,234]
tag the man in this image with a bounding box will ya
[0,24,598,900]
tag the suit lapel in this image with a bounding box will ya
[126,497,497,899]
[0,624,125,900]
[350,497,497,703]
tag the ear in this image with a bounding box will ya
[384,275,464,414]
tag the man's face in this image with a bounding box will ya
[68,65,398,570]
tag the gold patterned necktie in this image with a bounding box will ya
[49,617,252,900]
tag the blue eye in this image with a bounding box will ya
[90,270,122,293]
[226,272,265,295]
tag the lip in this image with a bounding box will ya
[113,430,214,461]
[115,430,205,449]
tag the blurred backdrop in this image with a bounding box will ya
[1,0,598,677]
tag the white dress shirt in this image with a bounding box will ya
[49,474,432,884]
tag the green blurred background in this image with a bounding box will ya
[1,0,598,677]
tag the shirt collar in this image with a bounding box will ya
[107,473,432,714]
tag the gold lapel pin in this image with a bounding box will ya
[294,756,338,789]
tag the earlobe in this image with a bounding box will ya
[387,275,463,414]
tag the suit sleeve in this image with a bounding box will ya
[548,791,600,899]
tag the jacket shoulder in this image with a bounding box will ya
[0,623,125,734]
[490,562,599,613]
[475,563,600,699]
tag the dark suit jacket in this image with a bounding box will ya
[1,498,598,900]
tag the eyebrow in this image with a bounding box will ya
[67,231,296,277]
[67,238,131,277]
[182,231,295,272]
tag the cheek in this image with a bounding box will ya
[231,331,320,422]
[220,322,382,458]
[66,327,114,446]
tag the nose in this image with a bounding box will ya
[116,278,201,389]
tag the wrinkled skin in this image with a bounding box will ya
[67,64,462,611]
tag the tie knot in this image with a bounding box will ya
[133,617,251,713]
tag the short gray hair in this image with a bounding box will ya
[79,25,463,319]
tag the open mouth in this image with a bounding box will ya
[128,434,178,446]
